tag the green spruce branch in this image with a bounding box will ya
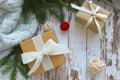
[22,0,84,24]
[0,45,29,80]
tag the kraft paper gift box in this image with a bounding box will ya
[20,30,66,75]
[76,0,111,33]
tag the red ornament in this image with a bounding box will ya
[60,21,70,31]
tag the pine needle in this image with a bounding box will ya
[22,0,85,24]
[18,63,30,79]
[1,65,12,75]
[10,68,17,80]
[0,45,30,80]
[48,6,64,21]
[0,53,11,67]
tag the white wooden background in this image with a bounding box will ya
[1,0,120,80]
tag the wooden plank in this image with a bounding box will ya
[68,13,87,80]
[87,0,114,80]
[105,9,120,80]
[98,1,120,80]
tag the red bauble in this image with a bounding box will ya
[60,21,70,31]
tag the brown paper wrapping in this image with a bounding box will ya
[76,0,111,33]
[20,30,66,75]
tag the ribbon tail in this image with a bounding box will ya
[94,18,102,39]
[21,52,40,64]
[28,55,43,75]
[84,17,94,30]
[48,44,71,55]
[71,3,92,14]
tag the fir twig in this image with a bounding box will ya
[10,68,17,80]
[1,65,12,75]
[18,59,30,79]
[0,53,11,67]
[48,6,64,22]
[0,45,30,80]
[22,0,85,24]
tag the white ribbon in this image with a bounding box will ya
[21,39,70,75]
[71,1,108,38]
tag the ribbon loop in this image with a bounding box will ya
[71,3,92,15]
[21,39,70,75]
[21,52,42,64]
[88,1,95,12]
[95,6,100,13]
[41,39,58,55]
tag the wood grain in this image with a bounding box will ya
[0,0,120,80]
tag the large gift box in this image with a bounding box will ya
[75,0,111,33]
[20,30,66,75]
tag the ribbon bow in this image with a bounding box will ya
[71,1,108,38]
[21,39,70,75]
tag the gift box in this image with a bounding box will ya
[20,30,66,75]
[75,0,111,33]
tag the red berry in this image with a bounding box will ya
[60,21,70,31]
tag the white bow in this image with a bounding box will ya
[71,1,108,38]
[21,39,70,75]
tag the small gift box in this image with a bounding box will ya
[20,30,69,75]
[72,0,111,34]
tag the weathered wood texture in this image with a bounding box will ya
[0,0,120,80]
